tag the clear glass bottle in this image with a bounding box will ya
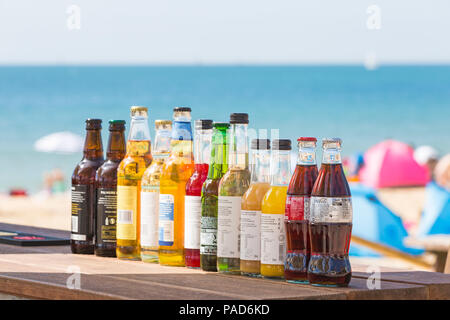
[285,137,319,283]
[217,113,251,274]
[140,120,172,263]
[308,138,352,287]
[240,139,271,277]
[261,139,292,279]
[185,120,213,268]
[159,107,194,266]
[200,123,229,272]
[116,106,152,260]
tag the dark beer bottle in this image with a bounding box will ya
[95,120,126,257]
[71,119,104,254]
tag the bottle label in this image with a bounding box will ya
[261,213,286,265]
[200,216,217,255]
[309,197,353,223]
[140,191,159,247]
[159,193,175,246]
[116,185,138,240]
[96,188,117,244]
[184,195,202,249]
[285,195,310,221]
[240,210,261,261]
[71,184,89,241]
[217,196,241,258]
[298,152,316,165]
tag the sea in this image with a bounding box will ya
[0,65,449,193]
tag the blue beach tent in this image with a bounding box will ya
[349,183,423,257]
[416,182,450,236]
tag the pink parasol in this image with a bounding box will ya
[359,140,430,188]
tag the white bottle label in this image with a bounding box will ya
[140,191,159,247]
[240,210,261,261]
[217,196,241,258]
[159,193,174,246]
[309,197,353,224]
[184,195,202,249]
[261,213,286,265]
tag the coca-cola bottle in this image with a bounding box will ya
[308,138,352,287]
[284,137,318,283]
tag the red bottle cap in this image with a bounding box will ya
[297,137,317,142]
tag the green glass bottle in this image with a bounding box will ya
[200,122,229,271]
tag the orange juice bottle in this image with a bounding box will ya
[116,106,153,260]
[261,139,292,278]
[159,107,194,266]
[240,139,271,277]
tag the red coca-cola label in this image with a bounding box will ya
[285,195,310,221]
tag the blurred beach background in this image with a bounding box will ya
[1,1,450,270]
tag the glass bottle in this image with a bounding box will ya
[217,113,251,274]
[185,120,213,268]
[116,106,152,260]
[260,139,292,279]
[71,119,104,254]
[200,123,229,272]
[159,107,194,267]
[284,137,319,282]
[140,120,172,263]
[308,138,353,287]
[240,139,271,277]
[95,120,126,257]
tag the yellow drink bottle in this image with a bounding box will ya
[140,120,172,263]
[159,107,194,266]
[261,139,292,278]
[240,139,271,276]
[116,106,152,260]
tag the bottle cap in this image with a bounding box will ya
[322,138,342,146]
[108,120,126,130]
[272,139,292,150]
[195,119,213,130]
[230,113,249,124]
[130,106,148,113]
[85,119,102,130]
[173,107,191,112]
[155,120,172,126]
[251,139,270,150]
[297,137,317,142]
[213,122,230,129]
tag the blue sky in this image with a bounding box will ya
[1,0,449,65]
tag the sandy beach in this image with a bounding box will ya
[0,186,432,271]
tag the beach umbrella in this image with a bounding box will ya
[34,131,84,154]
[359,140,430,188]
[349,183,423,257]
[434,154,450,190]
[416,182,450,236]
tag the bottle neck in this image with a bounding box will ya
[153,127,171,159]
[229,123,248,170]
[297,143,317,165]
[128,116,151,142]
[270,150,291,186]
[194,128,212,164]
[172,119,193,141]
[322,147,342,164]
[106,129,126,161]
[83,129,103,160]
[250,149,271,183]
[208,128,228,179]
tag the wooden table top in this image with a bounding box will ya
[0,223,449,300]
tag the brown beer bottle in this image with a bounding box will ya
[95,120,126,257]
[71,119,104,254]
